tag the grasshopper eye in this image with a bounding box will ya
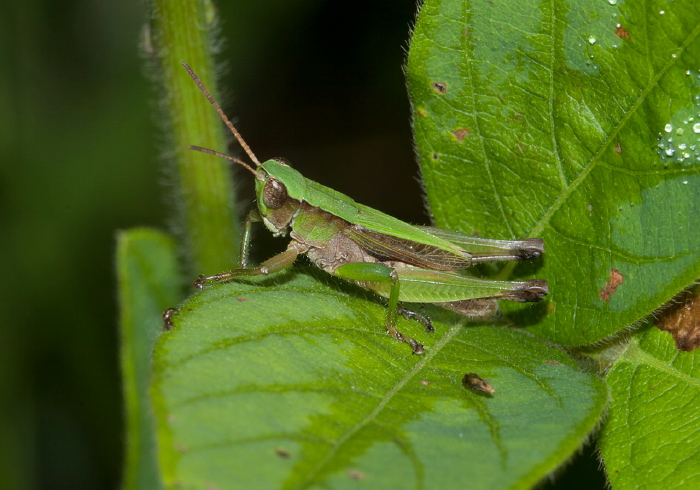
[263,178,288,209]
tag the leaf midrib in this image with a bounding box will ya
[294,321,464,489]
[528,22,700,239]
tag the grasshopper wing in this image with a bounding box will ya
[344,225,544,271]
[343,225,473,271]
[417,226,544,263]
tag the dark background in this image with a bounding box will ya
[1,0,604,487]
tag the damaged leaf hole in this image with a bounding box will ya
[431,81,448,94]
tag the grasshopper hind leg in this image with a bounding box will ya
[397,305,434,332]
[334,262,426,354]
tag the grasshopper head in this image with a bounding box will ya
[255,158,306,236]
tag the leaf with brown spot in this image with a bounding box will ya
[615,26,631,39]
[408,0,700,347]
[656,285,700,351]
[600,269,624,302]
[152,272,606,489]
[453,128,471,141]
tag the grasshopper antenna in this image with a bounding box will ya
[182,62,261,167]
[189,145,263,179]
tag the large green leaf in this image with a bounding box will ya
[599,327,700,488]
[152,271,606,488]
[407,0,700,345]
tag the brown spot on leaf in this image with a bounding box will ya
[600,269,624,302]
[348,470,366,480]
[431,82,447,94]
[615,141,622,154]
[544,360,561,366]
[656,286,700,351]
[237,297,247,302]
[453,128,471,141]
[275,448,291,459]
[462,372,495,393]
[420,380,430,386]
[431,152,439,160]
[615,26,631,39]
[416,108,428,117]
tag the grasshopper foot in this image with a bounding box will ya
[193,276,207,289]
[409,340,425,355]
[388,327,425,354]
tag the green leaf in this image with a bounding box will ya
[152,270,606,488]
[118,228,181,490]
[599,327,700,488]
[407,0,700,345]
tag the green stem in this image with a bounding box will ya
[150,0,239,276]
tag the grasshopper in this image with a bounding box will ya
[183,62,548,354]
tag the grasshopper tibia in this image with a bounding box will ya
[194,245,301,289]
[397,305,434,332]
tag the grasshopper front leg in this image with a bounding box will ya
[334,263,425,354]
[194,241,303,289]
[238,209,262,268]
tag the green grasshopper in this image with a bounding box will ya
[183,62,548,354]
